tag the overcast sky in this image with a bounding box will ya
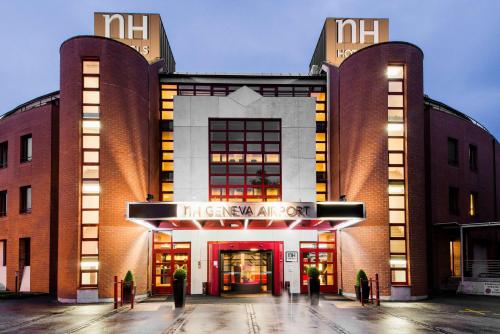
[1,0,499,137]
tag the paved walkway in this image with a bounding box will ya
[0,294,499,333]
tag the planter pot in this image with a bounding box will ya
[354,283,370,302]
[173,279,186,308]
[308,278,320,305]
[123,284,133,303]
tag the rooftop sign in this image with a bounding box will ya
[310,18,389,69]
[94,12,175,72]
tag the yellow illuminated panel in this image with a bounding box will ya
[316,183,326,192]
[266,188,279,196]
[162,132,173,141]
[316,143,326,152]
[163,152,174,160]
[162,183,173,192]
[311,92,326,101]
[162,101,174,109]
[162,84,177,90]
[162,162,174,171]
[162,142,174,151]
[316,113,326,122]
[162,193,174,201]
[316,133,326,142]
[316,103,325,111]
[316,193,326,202]
[162,111,173,120]
[316,153,325,161]
[316,163,326,172]
[161,90,177,100]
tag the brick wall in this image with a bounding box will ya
[0,102,58,293]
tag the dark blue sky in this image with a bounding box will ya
[1,0,499,137]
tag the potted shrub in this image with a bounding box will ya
[355,269,370,302]
[307,266,320,305]
[123,270,134,303]
[173,268,187,308]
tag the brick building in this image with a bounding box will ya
[0,13,498,302]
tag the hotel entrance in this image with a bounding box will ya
[220,250,272,295]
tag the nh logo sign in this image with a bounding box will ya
[103,14,148,40]
[336,19,379,44]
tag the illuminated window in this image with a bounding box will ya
[82,210,99,224]
[389,153,404,165]
[82,136,100,149]
[469,192,477,217]
[83,91,100,105]
[316,113,326,122]
[82,121,100,134]
[162,183,173,192]
[83,105,100,119]
[82,226,99,239]
[161,111,173,120]
[388,95,403,108]
[316,142,326,152]
[82,195,99,209]
[82,181,100,194]
[390,226,405,238]
[389,210,405,224]
[388,167,404,180]
[209,119,281,201]
[388,138,404,151]
[316,183,326,192]
[82,241,98,255]
[387,123,404,136]
[316,163,326,172]
[388,109,404,122]
[449,240,461,277]
[387,66,404,79]
[83,151,99,163]
[162,162,174,171]
[83,76,99,89]
[81,272,98,285]
[83,61,100,74]
[390,240,406,253]
[388,81,403,93]
[388,182,405,195]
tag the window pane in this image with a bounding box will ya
[390,240,406,253]
[83,76,99,89]
[246,154,262,163]
[265,176,280,185]
[83,151,99,163]
[229,188,244,196]
[246,132,262,141]
[387,66,404,79]
[228,144,243,151]
[246,165,262,174]
[26,187,32,210]
[388,182,405,194]
[83,105,100,118]
[82,210,99,224]
[83,61,99,74]
[82,136,99,149]
[247,121,261,130]
[390,226,405,238]
[210,165,226,174]
[228,132,244,141]
[389,210,405,224]
[388,95,403,108]
[387,123,404,136]
[264,132,279,141]
[388,81,403,93]
[82,181,100,194]
[388,138,404,151]
[82,241,98,254]
[210,121,226,130]
[82,120,100,134]
[211,154,226,163]
[392,270,407,283]
[266,188,279,196]
[264,121,280,130]
[264,154,280,163]
[229,165,244,174]
[210,176,226,185]
[81,256,99,270]
[388,109,404,122]
[82,195,99,209]
[83,91,100,104]
[82,226,98,239]
[247,144,261,152]
[388,167,405,180]
[246,176,262,185]
[265,144,279,152]
[264,165,280,174]
[228,176,244,185]
[388,195,405,209]
[210,132,226,141]
[228,154,244,163]
[81,272,98,285]
[211,143,225,151]
[228,121,244,130]
[389,153,404,165]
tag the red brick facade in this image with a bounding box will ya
[1,36,498,301]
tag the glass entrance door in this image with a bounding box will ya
[220,250,272,295]
[152,232,191,295]
[300,233,336,293]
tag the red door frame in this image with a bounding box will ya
[300,241,337,293]
[207,241,283,296]
[152,241,191,295]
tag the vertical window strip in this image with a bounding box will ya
[160,85,177,202]
[80,60,100,287]
[387,65,408,285]
[311,90,328,202]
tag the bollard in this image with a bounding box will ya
[375,273,380,306]
[114,276,118,309]
[120,280,124,307]
[360,279,364,306]
[131,281,135,309]
[370,278,374,304]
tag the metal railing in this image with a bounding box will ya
[464,260,500,279]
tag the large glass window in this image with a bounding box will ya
[0,141,7,168]
[20,185,31,213]
[20,134,32,163]
[0,190,6,217]
[448,137,458,166]
[209,119,281,202]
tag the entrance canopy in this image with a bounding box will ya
[126,201,365,230]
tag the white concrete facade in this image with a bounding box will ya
[172,229,317,294]
[173,86,317,202]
